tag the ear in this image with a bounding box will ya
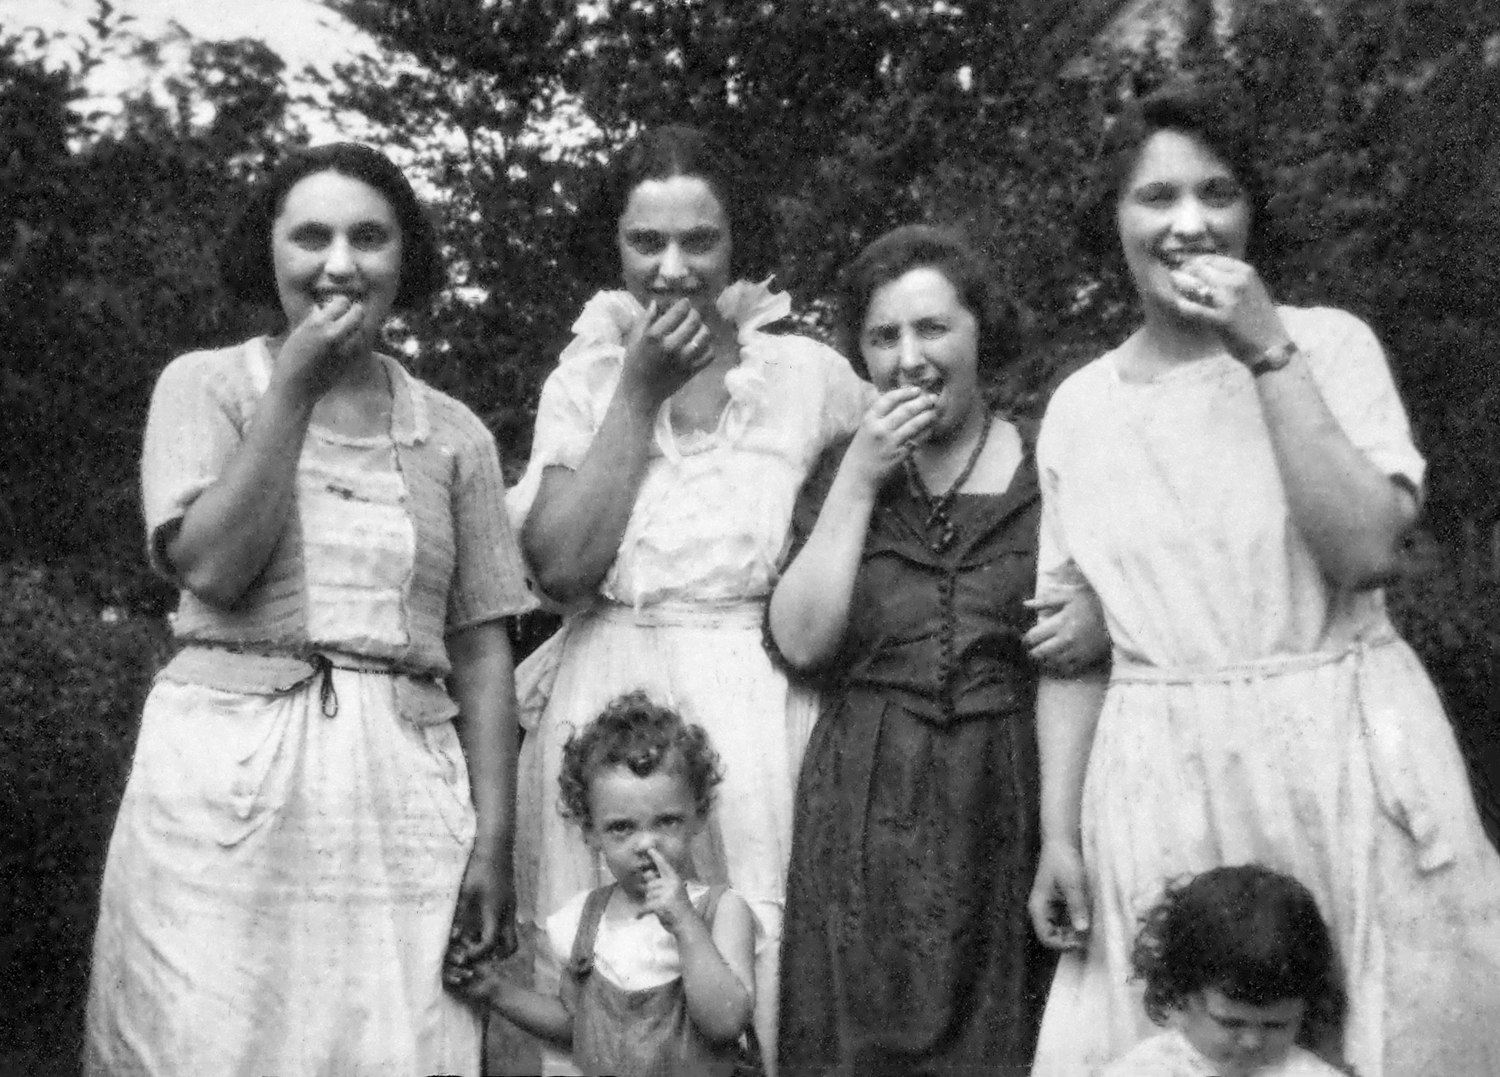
[581,823,603,853]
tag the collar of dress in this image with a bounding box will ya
[562,278,794,458]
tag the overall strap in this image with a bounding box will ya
[568,884,615,976]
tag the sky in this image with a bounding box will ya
[2,0,377,124]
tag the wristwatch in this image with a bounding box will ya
[1247,340,1298,377]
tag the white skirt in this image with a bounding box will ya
[84,670,481,1077]
[1032,637,1500,1077]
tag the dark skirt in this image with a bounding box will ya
[778,687,1052,1077]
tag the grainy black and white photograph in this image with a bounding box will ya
[4,1,1500,1075]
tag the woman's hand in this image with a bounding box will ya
[1024,587,1110,675]
[271,295,370,401]
[842,385,936,494]
[1168,253,1292,363]
[618,298,717,407]
[638,846,696,933]
[1029,837,1092,951]
[446,846,517,969]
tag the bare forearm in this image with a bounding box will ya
[1036,673,1107,844]
[166,385,315,607]
[448,621,518,856]
[488,981,573,1045]
[768,464,877,669]
[673,916,753,1042]
[523,386,659,601]
[1255,354,1417,589]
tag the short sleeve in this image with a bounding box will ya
[447,418,538,631]
[1034,382,1093,602]
[504,343,624,532]
[140,349,248,579]
[1293,307,1426,495]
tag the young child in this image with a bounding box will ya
[445,691,756,1076]
[1101,865,1356,1077]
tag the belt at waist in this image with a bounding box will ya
[1109,630,1398,685]
[158,643,456,726]
[590,599,766,629]
[1110,629,1454,873]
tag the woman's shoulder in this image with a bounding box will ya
[388,361,497,451]
[151,338,265,409]
[1278,303,1376,346]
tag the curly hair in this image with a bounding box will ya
[834,224,1030,397]
[567,124,777,291]
[1131,864,1346,1047]
[220,142,445,313]
[557,691,724,830]
[1077,75,1281,270]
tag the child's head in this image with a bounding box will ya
[558,692,724,896]
[1131,865,1345,1077]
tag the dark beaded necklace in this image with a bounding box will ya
[904,411,992,553]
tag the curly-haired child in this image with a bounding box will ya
[1101,864,1357,1077]
[445,691,755,1076]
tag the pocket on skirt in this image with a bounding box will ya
[136,681,303,848]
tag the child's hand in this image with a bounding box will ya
[638,846,695,932]
[442,952,508,1008]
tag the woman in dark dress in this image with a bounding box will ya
[768,225,1105,1077]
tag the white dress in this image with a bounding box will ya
[1030,307,1500,1077]
[1100,1029,1349,1077]
[86,426,482,1075]
[504,281,870,1074]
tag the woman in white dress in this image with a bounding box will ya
[503,125,873,1074]
[84,143,535,1075]
[1027,80,1500,1077]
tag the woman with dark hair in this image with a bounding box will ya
[83,143,534,1075]
[768,224,1106,1076]
[504,124,873,1074]
[1027,79,1500,1076]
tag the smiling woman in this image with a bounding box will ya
[82,142,534,1077]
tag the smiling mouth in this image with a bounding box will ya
[1157,247,1221,269]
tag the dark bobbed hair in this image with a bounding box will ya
[1131,864,1346,1046]
[835,224,1026,386]
[1077,77,1277,269]
[220,142,445,313]
[568,124,777,291]
[558,691,724,830]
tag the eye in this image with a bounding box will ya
[1201,177,1245,208]
[656,814,686,829]
[605,821,633,836]
[681,228,723,254]
[625,230,667,255]
[863,324,899,349]
[288,223,333,249]
[1131,183,1177,207]
[350,222,395,250]
[915,318,948,339]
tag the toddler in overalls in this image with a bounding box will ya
[447,691,756,1076]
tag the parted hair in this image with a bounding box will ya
[567,124,777,290]
[835,224,1027,385]
[558,691,724,830]
[1131,864,1346,1044]
[220,142,445,312]
[1077,77,1278,269]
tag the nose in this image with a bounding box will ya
[897,329,925,373]
[1235,1028,1264,1052]
[1168,195,1209,238]
[323,234,356,276]
[657,241,687,283]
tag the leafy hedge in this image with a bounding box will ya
[0,562,170,1065]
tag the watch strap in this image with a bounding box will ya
[1248,340,1298,377]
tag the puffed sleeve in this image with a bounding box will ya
[817,343,876,446]
[1292,306,1426,496]
[1034,379,1093,602]
[503,343,624,533]
[447,414,539,631]
[140,348,248,580]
